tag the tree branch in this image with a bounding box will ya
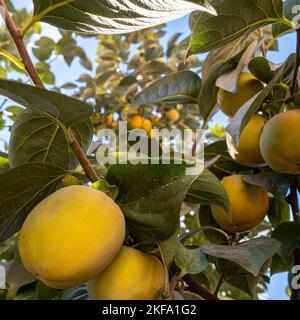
[213,260,229,297]
[0,0,43,87]
[69,131,99,183]
[183,274,219,301]
[0,0,100,183]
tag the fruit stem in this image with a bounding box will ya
[287,178,300,300]
[0,0,100,183]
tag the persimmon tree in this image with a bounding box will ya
[0,0,300,300]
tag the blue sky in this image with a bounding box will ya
[4,0,298,300]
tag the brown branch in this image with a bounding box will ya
[213,260,229,297]
[287,178,300,301]
[183,274,219,300]
[0,0,44,87]
[69,131,99,183]
[0,0,100,183]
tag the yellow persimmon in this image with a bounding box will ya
[217,73,264,117]
[212,175,269,233]
[88,246,165,300]
[18,186,125,289]
[227,114,266,166]
[260,109,300,174]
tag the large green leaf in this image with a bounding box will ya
[134,71,202,106]
[188,0,290,56]
[268,198,290,228]
[218,260,270,298]
[175,243,209,275]
[272,222,300,260]
[185,169,230,213]
[243,172,293,199]
[272,0,299,38]
[0,162,67,241]
[159,225,180,269]
[106,161,198,241]
[9,109,93,169]
[201,237,281,276]
[198,205,228,244]
[0,79,93,127]
[31,0,215,34]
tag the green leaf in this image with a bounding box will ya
[198,205,228,244]
[175,243,209,275]
[30,0,214,35]
[272,0,298,38]
[220,260,270,297]
[185,169,230,213]
[36,62,55,85]
[248,57,276,84]
[243,172,293,199]
[202,30,265,82]
[226,64,285,144]
[272,222,300,260]
[0,79,93,127]
[204,141,249,179]
[36,282,62,300]
[9,109,93,169]
[270,253,293,275]
[106,161,198,241]
[134,71,202,106]
[32,36,56,61]
[198,50,243,120]
[188,0,289,56]
[268,198,291,227]
[0,162,67,241]
[159,225,180,269]
[201,237,281,276]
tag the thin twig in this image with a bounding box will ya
[0,0,44,87]
[213,260,230,297]
[0,0,100,183]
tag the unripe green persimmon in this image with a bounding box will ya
[227,114,266,166]
[217,73,264,117]
[260,109,300,174]
[212,175,269,233]
[87,246,165,300]
[18,186,126,289]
